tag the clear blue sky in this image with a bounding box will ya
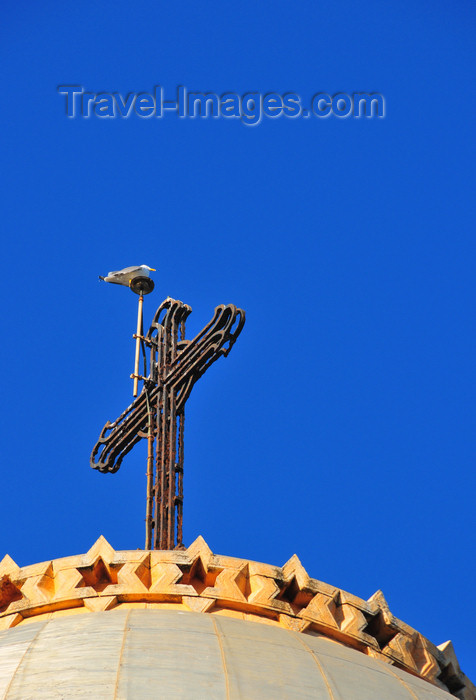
[1,0,475,679]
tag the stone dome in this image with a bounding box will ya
[0,608,462,699]
[0,536,473,699]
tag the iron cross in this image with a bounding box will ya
[91,297,245,550]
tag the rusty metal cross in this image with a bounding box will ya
[91,297,245,550]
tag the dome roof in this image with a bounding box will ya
[0,608,460,699]
[0,536,473,699]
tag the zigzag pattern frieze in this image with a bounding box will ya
[0,536,473,700]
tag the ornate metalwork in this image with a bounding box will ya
[91,297,245,550]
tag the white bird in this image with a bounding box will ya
[99,265,156,287]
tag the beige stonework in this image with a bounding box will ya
[0,536,473,700]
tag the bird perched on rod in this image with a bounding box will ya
[99,265,156,287]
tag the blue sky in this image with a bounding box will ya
[1,0,475,679]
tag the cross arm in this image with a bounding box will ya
[166,304,245,411]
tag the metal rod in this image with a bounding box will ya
[145,391,154,550]
[133,294,143,397]
[168,393,176,549]
[176,411,184,546]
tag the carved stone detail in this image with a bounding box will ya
[0,536,473,700]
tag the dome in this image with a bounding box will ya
[0,536,473,699]
[0,609,461,699]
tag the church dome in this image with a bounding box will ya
[0,536,473,699]
[0,608,463,699]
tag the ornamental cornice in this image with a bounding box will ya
[0,536,473,700]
